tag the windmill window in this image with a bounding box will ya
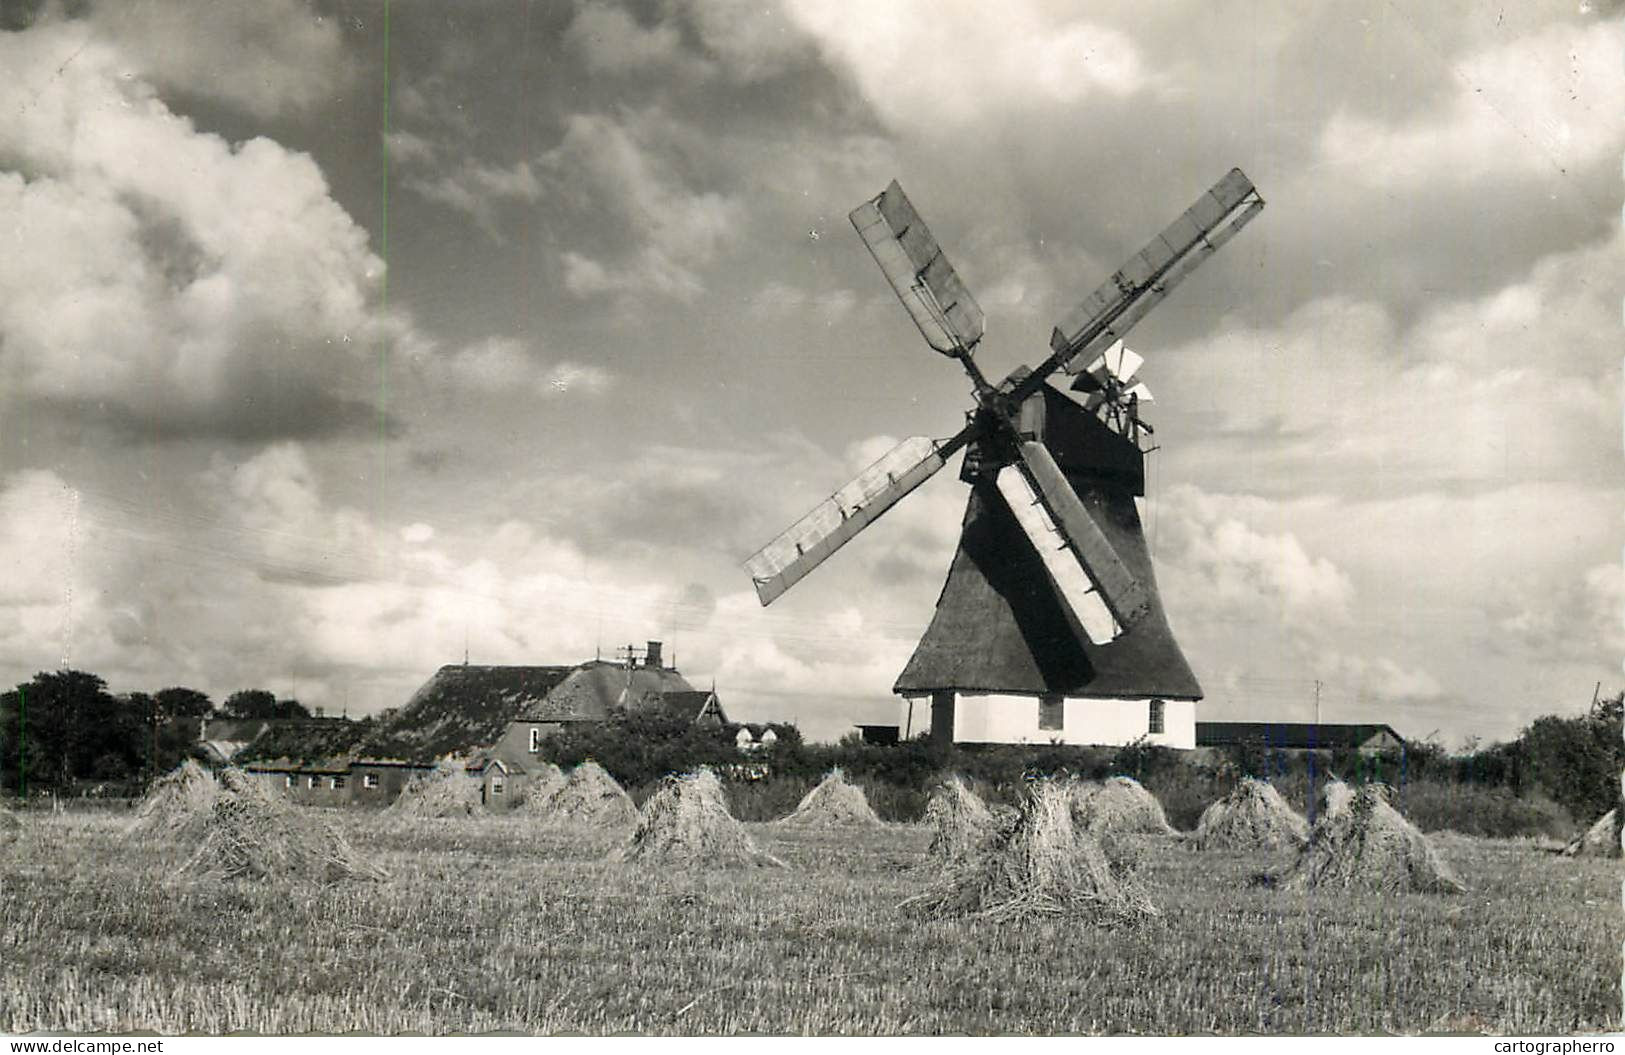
[363,774,379,789]
[1148,699,1165,735]
[1038,695,1064,731]
[528,727,543,753]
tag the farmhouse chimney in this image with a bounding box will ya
[646,640,663,669]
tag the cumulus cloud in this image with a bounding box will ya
[411,338,615,400]
[1322,654,1445,703]
[0,448,757,716]
[84,0,353,119]
[402,159,542,241]
[1146,481,1453,720]
[565,2,692,76]
[206,444,385,587]
[1492,561,1625,666]
[683,0,816,81]
[564,0,815,83]
[545,110,743,301]
[786,0,1154,131]
[0,471,91,667]
[1157,483,1354,624]
[1138,475,1621,733]
[1159,222,1620,497]
[545,361,614,395]
[748,281,857,325]
[0,469,190,682]
[1318,19,1625,187]
[0,22,401,440]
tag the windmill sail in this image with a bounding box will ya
[850,181,985,357]
[1014,440,1151,632]
[746,434,957,605]
[994,465,1120,646]
[1049,168,1263,374]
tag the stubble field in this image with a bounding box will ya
[0,809,1617,1035]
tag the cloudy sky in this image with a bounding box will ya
[0,0,1619,744]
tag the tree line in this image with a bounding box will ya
[2,664,1618,831]
[0,669,314,796]
[549,690,1624,833]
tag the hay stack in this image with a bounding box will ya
[778,767,883,828]
[1192,777,1309,851]
[128,759,218,839]
[1561,808,1622,858]
[515,761,568,813]
[534,761,638,830]
[180,768,386,884]
[923,776,1005,864]
[1072,776,1176,835]
[611,768,782,868]
[903,778,1158,923]
[388,759,483,817]
[1272,781,1464,894]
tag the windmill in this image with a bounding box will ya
[744,170,1264,744]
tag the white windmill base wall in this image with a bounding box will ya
[899,694,1196,749]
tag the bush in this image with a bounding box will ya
[1516,694,1623,824]
[543,710,742,788]
[537,696,1617,842]
[1390,780,1573,839]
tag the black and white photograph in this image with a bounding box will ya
[0,0,1620,1038]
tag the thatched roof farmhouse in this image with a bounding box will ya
[227,641,724,808]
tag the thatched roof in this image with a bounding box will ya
[895,389,1200,698]
[533,660,698,721]
[357,664,576,763]
[234,719,369,765]
[659,690,726,724]
[355,660,704,765]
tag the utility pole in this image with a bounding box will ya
[1314,679,1322,727]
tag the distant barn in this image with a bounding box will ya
[1194,722,1406,755]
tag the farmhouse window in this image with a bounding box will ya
[283,775,293,789]
[492,778,505,795]
[363,774,379,789]
[528,727,542,753]
[331,776,346,790]
[1148,699,1165,735]
[1038,695,1064,731]
[307,775,319,789]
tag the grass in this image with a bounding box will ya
[0,809,1617,1034]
